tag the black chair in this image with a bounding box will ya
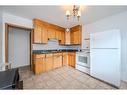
[0,68,23,89]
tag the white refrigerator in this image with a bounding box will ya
[90,29,121,87]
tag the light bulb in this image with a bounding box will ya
[66,10,71,16]
[66,28,70,32]
[77,11,81,17]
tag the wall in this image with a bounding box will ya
[33,39,80,50]
[2,12,81,64]
[83,11,127,82]
[2,12,33,63]
[0,9,2,64]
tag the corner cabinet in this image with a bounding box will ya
[64,25,82,45]
[70,25,82,45]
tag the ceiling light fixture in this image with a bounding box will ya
[66,5,81,21]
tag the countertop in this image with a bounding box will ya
[32,49,79,54]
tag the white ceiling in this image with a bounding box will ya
[1,6,127,28]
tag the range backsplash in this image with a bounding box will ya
[32,39,81,50]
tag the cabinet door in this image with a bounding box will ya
[54,55,59,69]
[55,30,59,40]
[68,52,76,68]
[33,58,43,74]
[71,30,81,44]
[53,53,62,69]
[71,53,76,67]
[73,31,79,44]
[70,25,82,45]
[34,25,42,43]
[45,54,53,71]
[41,27,48,43]
[58,30,62,41]
[62,52,68,66]
[42,58,46,72]
[60,31,65,44]
[70,31,74,44]
[48,28,55,39]
[68,53,71,66]
[65,32,70,44]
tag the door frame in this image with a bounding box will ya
[5,23,33,69]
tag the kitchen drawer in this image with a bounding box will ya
[54,53,62,56]
[46,53,53,57]
[33,54,45,59]
[62,52,68,55]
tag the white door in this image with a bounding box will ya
[8,27,30,68]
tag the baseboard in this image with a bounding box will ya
[90,75,119,89]
[121,77,127,83]
[121,79,127,83]
[18,65,30,71]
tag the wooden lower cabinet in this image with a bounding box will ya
[33,54,46,74]
[62,52,68,66]
[45,54,53,71]
[68,52,76,68]
[32,52,76,74]
[53,53,62,69]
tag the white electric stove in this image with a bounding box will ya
[76,50,90,74]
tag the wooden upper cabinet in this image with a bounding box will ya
[58,30,62,41]
[33,19,48,44]
[60,31,65,44]
[70,31,74,44]
[73,30,80,44]
[55,30,59,40]
[65,25,82,45]
[48,28,55,39]
[41,26,48,43]
[34,25,42,43]
[65,31,70,45]
[33,19,66,44]
[70,25,82,45]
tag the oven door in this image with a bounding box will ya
[76,53,90,68]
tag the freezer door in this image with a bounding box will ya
[90,49,121,87]
[90,30,120,49]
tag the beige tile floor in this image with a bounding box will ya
[19,66,127,89]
